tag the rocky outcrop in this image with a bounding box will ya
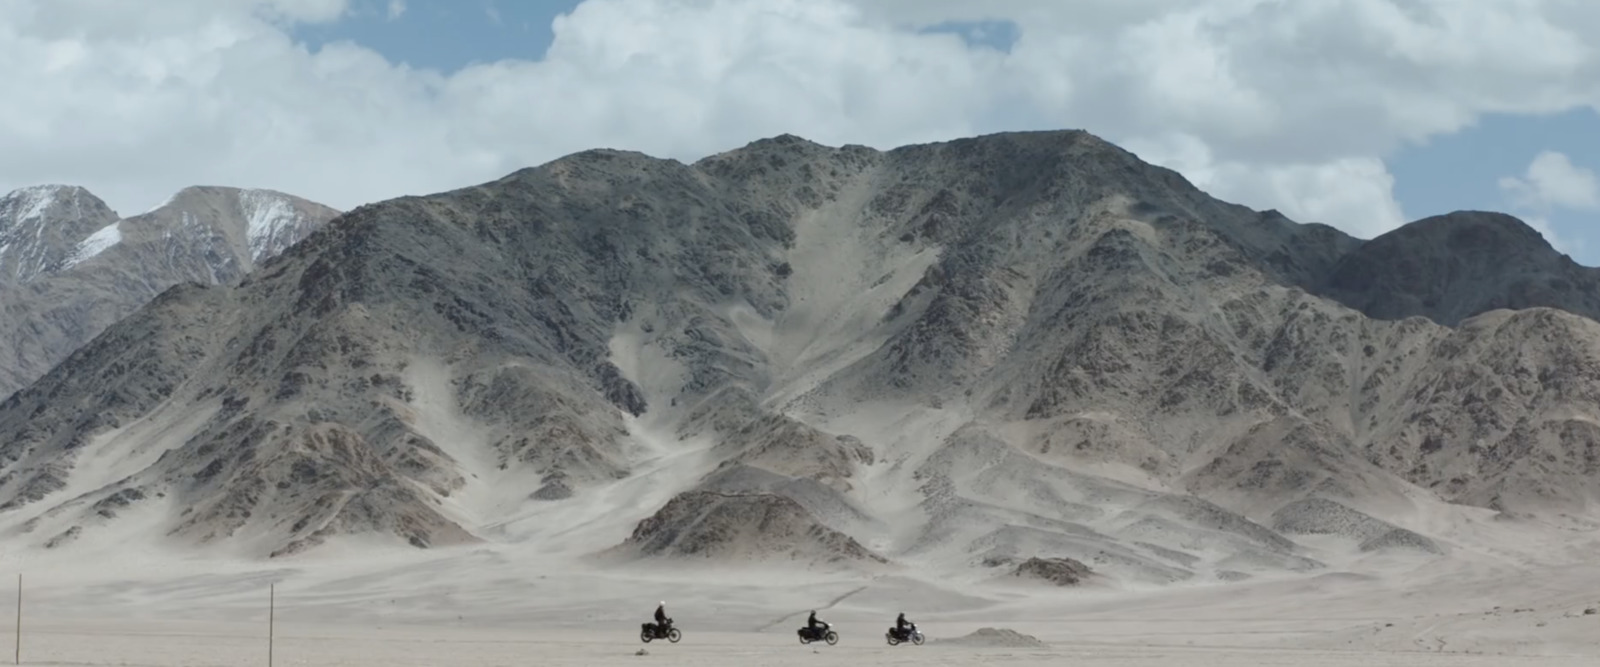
[612,491,887,567]
[1011,556,1094,586]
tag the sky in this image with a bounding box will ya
[2,0,1598,263]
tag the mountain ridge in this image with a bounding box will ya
[1,130,1596,591]
[0,182,340,398]
[1315,209,1600,325]
[0,184,121,285]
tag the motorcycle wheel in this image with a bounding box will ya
[824,630,839,645]
[667,628,682,643]
[911,632,925,645]
[640,630,652,643]
[886,634,899,646]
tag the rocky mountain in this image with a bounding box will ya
[0,185,123,285]
[1,130,1597,587]
[1314,210,1600,326]
[0,185,339,397]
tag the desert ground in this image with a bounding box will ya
[6,620,1596,666]
[4,543,1598,667]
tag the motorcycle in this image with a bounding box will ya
[797,622,839,645]
[885,623,924,646]
[639,620,682,644]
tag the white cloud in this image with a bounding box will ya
[1,0,1599,242]
[1499,150,1600,212]
[1497,151,1597,258]
[386,0,404,21]
[1522,215,1585,257]
[1123,132,1407,237]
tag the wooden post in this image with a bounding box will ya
[267,583,274,667]
[14,574,20,666]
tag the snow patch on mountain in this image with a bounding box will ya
[3,184,67,225]
[0,182,337,397]
[0,185,103,284]
[63,222,122,269]
[239,189,306,261]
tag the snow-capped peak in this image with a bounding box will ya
[0,184,115,283]
[1,184,76,228]
[238,189,309,262]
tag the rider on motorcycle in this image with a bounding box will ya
[654,601,670,630]
[891,611,914,639]
[806,610,824,635]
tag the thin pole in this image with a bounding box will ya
[14,574,20,666]
[268,583,274,667]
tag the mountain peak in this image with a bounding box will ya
[745,132,827,150]
[1,184,112,229]
[0,184,120,284]
[132,186,340,262]
[1315,209,1599,325]
[0,182,339,397]
[151,185,255,212]
[691,133,853,179]
[1399,210,1555,252]
[1346,210,1562,268]
[714,128,1111,161]
[2,183,95,201]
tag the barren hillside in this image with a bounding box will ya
[2,130,1596,591]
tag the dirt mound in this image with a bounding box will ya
[937,627,1050,648]
[611,491,887,567]
[1358,527,1444,554]
[1272,497,1391,538]
[1011,556,1093,586]
[1272,498,1441,554]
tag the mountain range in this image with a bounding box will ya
[1,130,1597,590]
[0,184,338,398]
